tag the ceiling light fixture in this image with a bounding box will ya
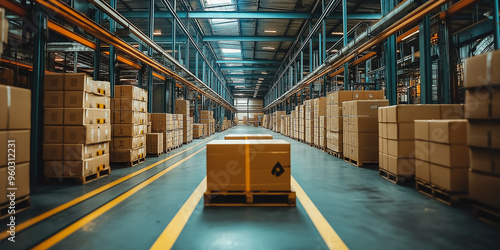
[259,78,264,80]
[264,30,277,33]
[331,32,343,35]
[153,30,162,36]
[262,46,275,50]
[262,72,268,74]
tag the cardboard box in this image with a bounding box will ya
[343,100,389,116]
[44,161,63,178]
[60,143,109,161]
[363,90,385,100]
[464,50,500,88]
[64,124,111,144]
[469,147,500,176]
[113,98,147,112]
[112,111,147,124]
[464,88,500,119]
[388,139,415,158]
[65,91,110,109]
[469,170,500,208]
[44,73,64,90]
[146,133,163,155]
[387,122,415,140]
[93,80,111,97]
[111,135,146,149]
[414,120,430,141]
[428,120,467,144]
[175,100,190,115]
[225,134,273,140]
[415,140,431,162]
[352,116,378,133]
[111,146,146,162]
[112,124,146,137]
[430,164,468,192]
[115,85,146,101]
[63,154,109,177]
[429,142,469,168]
[350,145,378,162]
[64,73,92,92]
[206,140,291,191]
[0,163,30,204]
[44,126,64,143]
[64,108,110,125]
[0,130,30,167]
[44,108,64,125]
[43,143,64,161]
[387,155,415,176]
[0,85,31,130]
[415,159,430,182]
[468,121,500,149]
[44,91,64,107]
[440,104,464,119]
[332,91,353,104]
[384,105,441,123]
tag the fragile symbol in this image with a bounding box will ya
[271,162,285,177]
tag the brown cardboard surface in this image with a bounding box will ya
[332,91,353,105]
[415,159,430,182]
[364,90,385,100]
[0,163,30,204]
[344,100,389,116]
[64,124,111,144]
[414,120,430,141]
[206,140,291,191]
[464,50,500,88]
[353,116,378,133]
[44,91,64,107]
[0,130,30,167]
[64,108,110,125]
[387,122,415,140]
[146,133,163,154]
[469,170,500,208]
[388,139,415,158]
[384,105,441,123]
[43,143,64,160]
[0,85,31,130]
[440,104,465,119]
[430,164,468,192]
[415,140,430,162]
[113,111,147,124]
[465,89,490,119]
[44,126,64,143]
[44,73,64,90]
[112,124,145,137]
[429,142,469,168]
[44,161,63,178]
[387,155,415,176]
[64,91,90,108]
[353,145,379,162]
[225,134,273,140]
[63,154,109,177]
[381,138,388,154]
[64,73,92,92]
[429,119,467,144]
[111,135,146,149]
[93,81,111,97]
[468,121,500,149]
[44,108,64,125]
[111,146,145,162]
[381,123,388,139]
[469,147,500,176]
[63,142,109,161]
[113,98,146,112]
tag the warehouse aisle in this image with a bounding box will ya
[2,125,500,249]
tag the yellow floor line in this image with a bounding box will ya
[0,139,211,241]
[150,177,206,250]
[292,176,349,250]
[32,147,207,250]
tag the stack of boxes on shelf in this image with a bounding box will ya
[262,114,269,128]
[150,113,174,152]
[193,123,204,139]
[298,105,305,141]
[43,73,111,180]
[200,111,214,136]
[111,85,147,165]
[464,50,500,211]
[326,91,352,155]
[243,116,247,125]
[1,85,31,208]
[290,110,297,139]
[274,111,286,133]
[343,99,389,166]
[173,114,184,148]
[305,100,314,144]
[146,133,163,156]
[414,119,469,194]
[221,117,231,131]
[378,104,464,180]
[313,97,326,148]
[175,100,192,144]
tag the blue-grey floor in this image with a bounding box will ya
[1,125,499,249]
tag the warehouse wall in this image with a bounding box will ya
[235,98,263,121]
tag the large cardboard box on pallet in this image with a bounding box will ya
[175,100,190,115]
[0,85,31,130]
[206,140,291,191]
[0,163,30,204]
[146,133,163,155]
[110,135,145,149]
[111,147,146,162]
[43,142,109,161]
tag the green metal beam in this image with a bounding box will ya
[220,66,277,70]
[217,60,280,64]
[224,74,274,78]
[204,36,344,42]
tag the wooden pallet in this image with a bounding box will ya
[327,149,344,159]
[204,190,296,207]
[147,152,163,157]
[113,158,145,168]
[0,195,31,219]
[415,179,466,205]
[344,156,378,168]
[473,204,500,227]
[379,168,414,184]
[46,167,111,184]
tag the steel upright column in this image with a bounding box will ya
[194,93,199,122]
[494,0,500,49]
[147,0,154,112]
[109,0,116,97]
[419,16,432,104]
[383,0,397,105]
[343,0,349,90]
[31,6,46,183]
[94,10,101,80]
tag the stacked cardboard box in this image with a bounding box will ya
[298,105,305,141]
[193,123,204,139]
[150,113,175,151]
[378,104,464,178]
[262,114,269,128]
[414,120,469,192]
[305,100,314,144]
[0,85,31,205]
[206,139,291,191]
[290,110,297,139]
[221,117,231,131]
[243,116,247,125]
[172,114,184,147]
[0,8,8,55]
[174,100,192,144]
[43,73,112,179]
[326,91,352,154]
[343,100,389,165]
[111,85,147,164]
[146,133,163,156]
[175,100,189,116]
[273,111,286,133]
[463,50,500,209]
[313,97,326,147]
[318,116,327,149]
[200,111,215,136]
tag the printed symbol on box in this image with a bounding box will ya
[271,162,285,177]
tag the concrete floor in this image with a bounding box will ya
[2,125,500,249]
